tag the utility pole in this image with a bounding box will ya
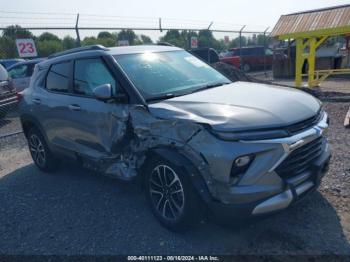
[75,13,81,47]
[239,25,246,70]
[263,27,269,76]
[159,18,162,32]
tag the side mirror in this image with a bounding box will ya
[93,84,112,101]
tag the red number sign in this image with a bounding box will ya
[16,39,38,58]
[190,37,198,49]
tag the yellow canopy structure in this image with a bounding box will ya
[271,4,350,87]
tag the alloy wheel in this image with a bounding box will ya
[29,134,46,167]
[149,164,185,221]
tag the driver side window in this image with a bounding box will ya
[73,58,119,96]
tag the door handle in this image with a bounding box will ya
[32,98,41,105]
[68,104,81,111]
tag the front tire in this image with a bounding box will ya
[145,157,202,231]
[27,127,59,172]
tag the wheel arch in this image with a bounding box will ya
[20,114,49,144]
[142,146,212,203]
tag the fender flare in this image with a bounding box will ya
[149,147,213,203]
[20,114,50,146]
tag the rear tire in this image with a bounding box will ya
[144,156,202,231]
[27,127,59,172]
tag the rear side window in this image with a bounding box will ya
[9,64,28,79]
[73,58,118,96]
[46,62,70,93]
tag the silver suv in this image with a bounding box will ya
[19,45,331,230]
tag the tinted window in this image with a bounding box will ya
[240,49,252,56]
[73,58,118,96]
[46,62,70,93]
[9,64,28,79]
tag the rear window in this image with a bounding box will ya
[46,62,70,93]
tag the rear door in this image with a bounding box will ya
[36,60,75,156]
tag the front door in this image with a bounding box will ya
[64,57,129,159]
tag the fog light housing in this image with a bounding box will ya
[234,155,252,167]
[230,154,255,184]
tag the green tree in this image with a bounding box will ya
[256,34,272,46]
[97,31,116,46]
[81,36,116,47]
[229,36,247,48]
[38,32,60,42]
[81,36,99,46]
[198,30,221,50]
[2,25,33,39]
[98,31,113,39]
[159,30,186,48]
[62,35,76,50]
[140,34,153,44]
[117,29,137,45]
[0,25,34,58]
[0,37,15,58]
[37,40,63,57]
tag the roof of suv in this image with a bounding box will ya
[39,45,182,68]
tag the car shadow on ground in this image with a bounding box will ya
[0,162,349,255]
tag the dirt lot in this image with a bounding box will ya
[0,101,349,255]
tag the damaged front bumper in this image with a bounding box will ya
[204,145,330,219]
[186,112,331,219]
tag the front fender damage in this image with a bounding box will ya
[99,105,220,199]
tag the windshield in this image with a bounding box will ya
[114,50,230,101]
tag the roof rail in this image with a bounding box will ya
[48,45,108,59]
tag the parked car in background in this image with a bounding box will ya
[219,50,240,69]
[7,58,45,92]
[220,46,273,72]
[0,58,25,69]
[189,48,220,64]
[0,64,17,118]
[19,45,330,231]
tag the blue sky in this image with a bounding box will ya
[1,0,349,40]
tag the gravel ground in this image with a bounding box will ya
[0,102,349,255]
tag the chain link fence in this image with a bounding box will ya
[0,14,274,139]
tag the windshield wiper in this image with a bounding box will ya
[190,82,230,94]
[146,93,176,102]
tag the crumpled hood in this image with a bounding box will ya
[148,81,321,132]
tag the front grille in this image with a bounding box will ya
[275,136,324,179]
[284,111,322,136]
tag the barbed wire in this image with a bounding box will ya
[0,10,270,33]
